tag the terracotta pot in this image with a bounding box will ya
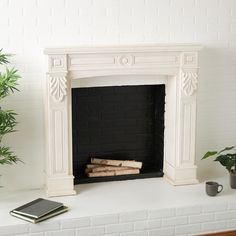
[230,171,236,189]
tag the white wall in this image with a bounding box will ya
[0,0,236,190]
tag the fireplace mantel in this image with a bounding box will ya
[44,44,202,197]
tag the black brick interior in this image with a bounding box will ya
[72,85,165,184]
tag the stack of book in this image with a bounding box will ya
[10,198,68,223]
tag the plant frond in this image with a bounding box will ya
[218,146,235,154]
[0,50,21,165]
[0,146,22,165]
[0,49,10,65]
[201,151,217,160]
[0,67,20,99]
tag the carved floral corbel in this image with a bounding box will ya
[181,70,198,96]
[49,74,67,102]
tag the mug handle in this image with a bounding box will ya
[217,184,223,193]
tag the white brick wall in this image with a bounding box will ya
[120,211,148,222]
[91,214,119,226]
[106,223,133,234]
[61,217,90,229]
[0,0,235,190]
[0,0,236,234]
[29,221,60,233]
[162,216,188,227]
[0,0,236,200]
[77,226,105,236]
[1,202,236,236]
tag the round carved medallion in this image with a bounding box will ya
[117,55,134,66]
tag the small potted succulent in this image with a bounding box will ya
[202,146,236,189]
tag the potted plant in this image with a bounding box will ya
[0,49,21,166]
[202,146,236,189]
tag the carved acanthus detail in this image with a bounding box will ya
[182,71,198,96]
[49,75,67,102]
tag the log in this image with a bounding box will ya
[91,158,142,169]
[91,166,133,173]
[85,166,135,174]
[85,164,104,173]
[85,168,92,174]
[87,168,140,177]
[86,164,101,168]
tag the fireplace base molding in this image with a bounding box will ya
[164,162,199,186]
[45,44,202,197]
[46,175,76,197]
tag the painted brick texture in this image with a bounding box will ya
[0,0,235,189]
[0,0,236,235]
[1,203,236,236]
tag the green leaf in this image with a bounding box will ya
[201,151,217,160]
[0,49,21,165]
[0,67,20,100]
[0,146,22,165]
[215,154,236,171]
[202,146,236,172]
[218,146,235,154]
[0,49,10,65]
[0,109,17,136]
[226,158,235,172]
[214,155,229,167]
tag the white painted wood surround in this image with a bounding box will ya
[44,44,202,197]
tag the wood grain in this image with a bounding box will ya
[200,230,236,236]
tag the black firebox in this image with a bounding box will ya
[72,84,165,184]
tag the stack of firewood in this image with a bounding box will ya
[85,158,143,177]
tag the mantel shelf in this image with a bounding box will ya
[44,43,203,54]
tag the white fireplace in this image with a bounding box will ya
[44,44,202,197]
